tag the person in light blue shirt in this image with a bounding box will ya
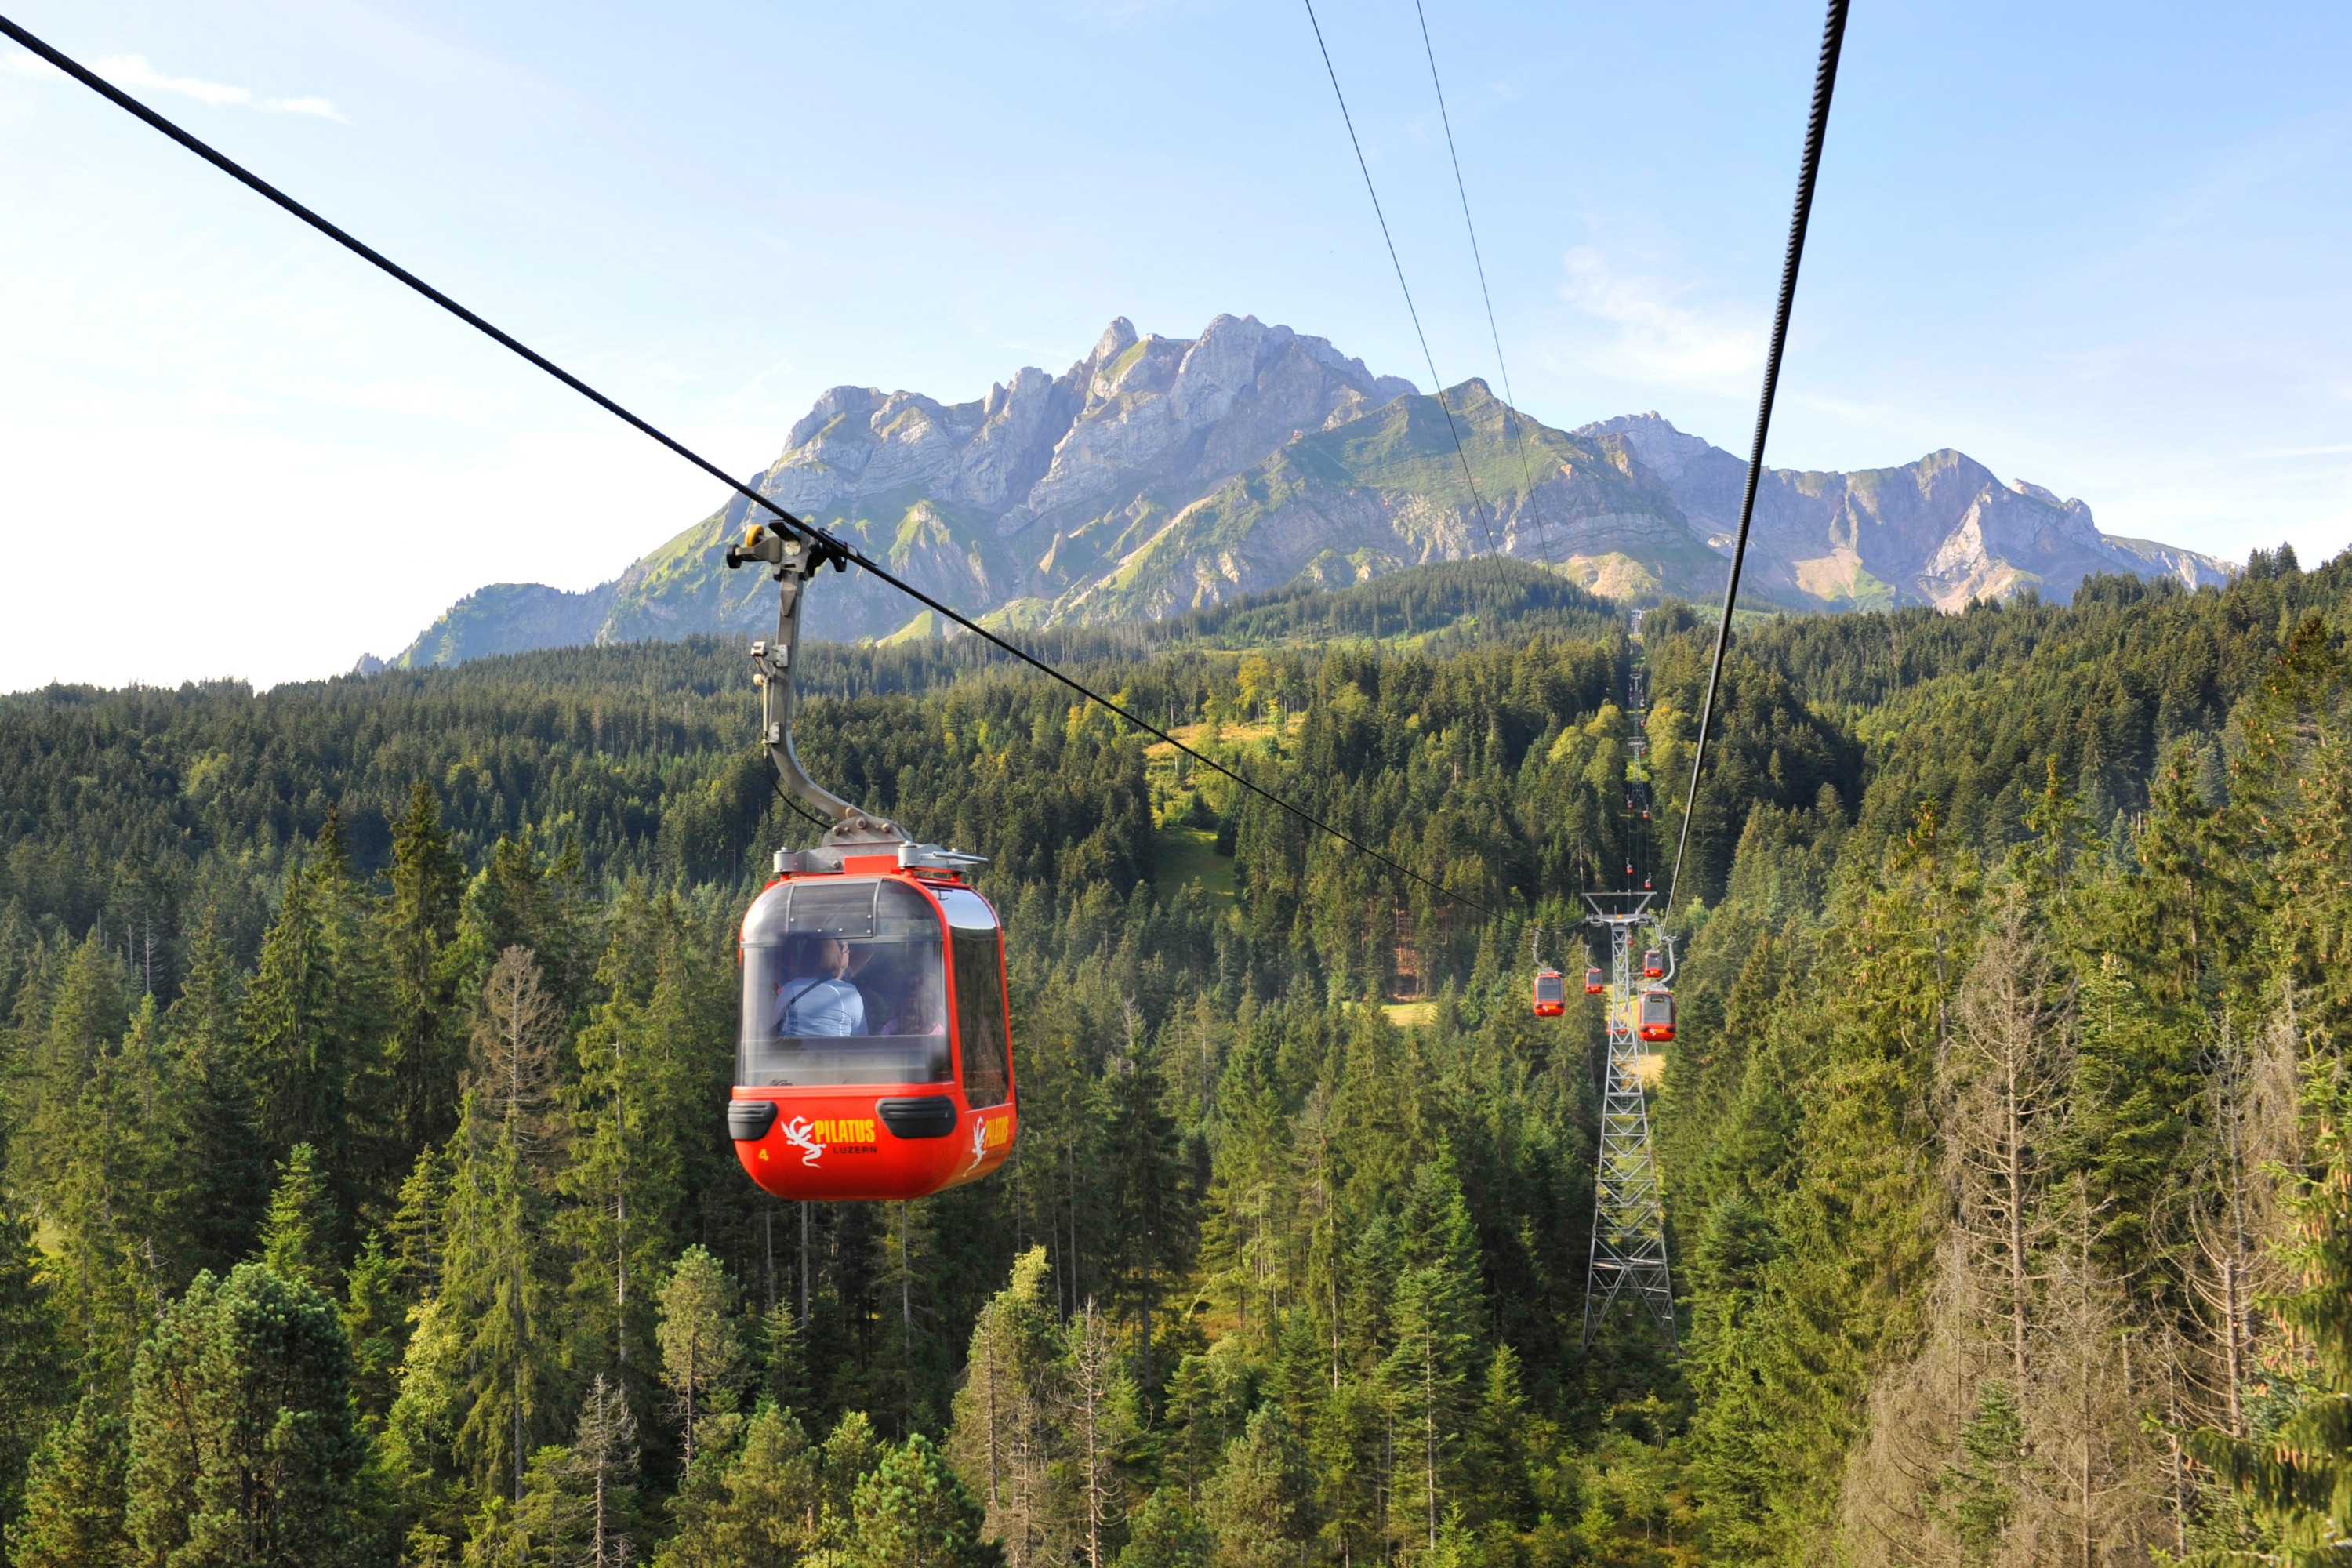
[776,935,866,1037]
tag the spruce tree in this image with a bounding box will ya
[256,1141,339,1292]
[242,862,341,1166]
[162,905,265,1281]
[0,1196,69,1533]
[517,1374,641,1568]
[1062,1298,1140,1568]
[1112,1489,1210,1568]
[49,994,167,1379]
[383,780,465,1156]
[2189,1068,2352,1564]
[1199,1406,1311,1568]
[11,934,126,1210]
[757,1298,812,1418]
[341,1229,408,1427]
[1379,1149,1486,1555]
[948,1247,1065,1562]
[408,947,568,1509]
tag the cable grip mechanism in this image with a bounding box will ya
[724,521,904,851]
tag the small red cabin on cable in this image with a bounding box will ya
[1637,988,1676,1043]
[1584,967,1606,995]
[1532,968,1566,1017]
[1642,948,1665,979]
[730,850,1017,1202]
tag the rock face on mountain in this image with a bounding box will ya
[398,315,2231,664]
[1578,412,2227,612]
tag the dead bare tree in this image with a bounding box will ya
[1947,908,2072,1384]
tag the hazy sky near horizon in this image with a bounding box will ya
[2,0,2349,691]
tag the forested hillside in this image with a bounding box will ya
[5,550,2351,1566]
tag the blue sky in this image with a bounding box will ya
[2,0,2347,689]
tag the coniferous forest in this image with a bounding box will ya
[5,554,2352,1565]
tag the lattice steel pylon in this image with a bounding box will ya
[1580,607,1675,1349]
[1581,896,1676,1348]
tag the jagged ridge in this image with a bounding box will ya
[395,316,2230,666]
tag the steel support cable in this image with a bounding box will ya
[1662,0,1850,920]
[1410,0,1556,573]
[1,12,1494,920]
[1299,0,1509,575]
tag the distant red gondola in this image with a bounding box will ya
[1642,948,1664,979]
[1584,967,1606,995]
[1532,967,1566,1017]
[1638,988,1675,1043]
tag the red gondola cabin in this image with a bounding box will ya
[1532,968,1566,1017]
[1642,948,1665,979]
[730,855,1017,1202]
[1584,967,1606,995]
[1638,988,1676,1043]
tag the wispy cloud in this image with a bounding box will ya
[2251,443,2352,459]
[1557,247,1763,397]
[3,48,66,79]
[5,49,343,121]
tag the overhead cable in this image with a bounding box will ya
[1299,0,1508,571]
[1663,0,1851,918]
[1410,0,1556,571]
[1,11,1497,920]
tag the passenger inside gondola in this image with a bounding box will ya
[740,880,953,1086]
[777,934,869,1036]
[877,965,946,1037]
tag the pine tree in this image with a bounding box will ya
[125,1262,372,1567]
[659,1246,746,1465]
[1112,1489,1210,1568]
[655,1400,820,1568]
[7,1391,131,1568]
[826,1433,1002,1568]
[819,1413,885,1542]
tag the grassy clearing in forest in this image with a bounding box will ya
[1151,822,1234,906]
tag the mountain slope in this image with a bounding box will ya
[397,315,2230,665]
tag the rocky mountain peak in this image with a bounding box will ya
[393,314,2234,668]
